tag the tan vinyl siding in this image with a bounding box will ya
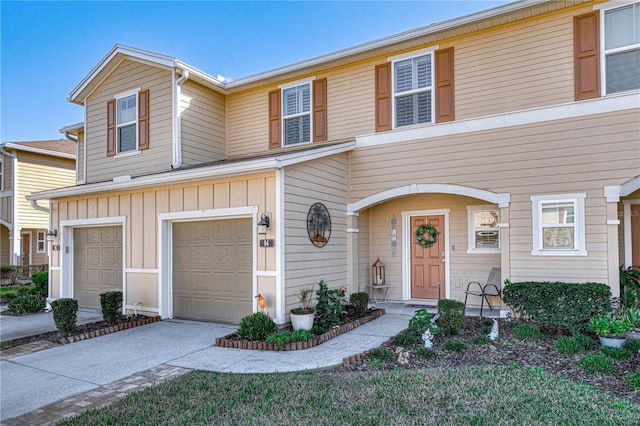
[181,80,227,165]
[17,151,75,229]
[227,61,376,158]
[282,153,349,313]
[0,224,10,265]
[3,154,13,191]
[0,196,11,225]
[76,132,85,182]
[85,59,173,183]
[350,108,640,287]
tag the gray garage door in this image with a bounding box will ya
[172,218,252,324]
[74,226,123,309]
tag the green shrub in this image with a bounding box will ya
[237,312,276,341]
[416,347,438,360]
[51,298,78,334]
[578,354,614,374]
[472,335,491,345]
[624,338,640,354]
[266,331,292,349]
[409,308,440,335]
[369,347,394,363]
[100,291,123,325]
[392,332,420,347]
[443,338,467,352]
[311,325,326,335]
[512,323,543,341]
[29,272,48,298]
[599,346,632,360]
[314,280,345,329]
[437,299,465,335]
[554,334,594,354]
[291,329,314,342]
[502,281,611,329]
[6,294,45,314]
[349,292,369,317]
[629,370,640,391]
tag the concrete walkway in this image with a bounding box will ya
[0,303,499,424]
[0,309,104,341]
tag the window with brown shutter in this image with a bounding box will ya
[435,47,454,123]
[313,78,327,142]
[574,11,600,100]
[268,89,282,149]
[375,63,392,132]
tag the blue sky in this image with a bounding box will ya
[1,0,509,142]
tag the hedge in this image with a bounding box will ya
[502,281,611,329]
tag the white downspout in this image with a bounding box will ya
[172,69,189,169]
[30,199,49,213]
[63,131,81,184]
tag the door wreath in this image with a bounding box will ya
[416,224,439,248]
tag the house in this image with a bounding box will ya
[28,0,639,324]
[0,140,76,273]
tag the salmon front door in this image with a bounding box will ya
[411,216,445,299]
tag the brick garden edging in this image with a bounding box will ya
[57,315,162,344]
[215,309,385,351]
[341,329,398,367]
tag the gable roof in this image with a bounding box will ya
[68,0,593,102]
[2,140,76,159]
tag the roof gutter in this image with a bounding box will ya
[30,199,50,213]
[172,69,189,170]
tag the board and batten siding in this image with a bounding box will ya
[85,59,173,183]
[0,197,11,225]
[0,224,10,265]
[282,153,349,313]
[49,172,276,312]
[180,80,227,166]
[2,154,13,191]
[17,151,75,229]
[349,108,640,286]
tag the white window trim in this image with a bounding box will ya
[114,87,141,154]
[598,1,640,95]
[530,193,587,256]
[467,205,501,254]
[278,77,315,147]
[36,231,46,253]
[389,45,439,129]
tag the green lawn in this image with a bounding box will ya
[0,284,32,299]
[57,365,640,426]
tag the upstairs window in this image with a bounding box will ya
[604,2,640,94]
[467,206,500,253]
[116,94,137,152]
[107,88,149,157]
[268,77,327,149]
[531,193,587,256]
[393,53,433,127]
[283,83,311,145]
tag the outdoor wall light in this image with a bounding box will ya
[46,229,58,241]
[257,214,270,235]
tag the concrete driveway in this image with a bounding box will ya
[0,313,411,422]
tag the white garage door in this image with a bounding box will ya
[172,218,253,324]
[74,226,123,310]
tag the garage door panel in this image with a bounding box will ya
[74,226,123,310]
[172,218,252,324]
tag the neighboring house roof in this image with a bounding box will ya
[27,141,355,201]
[2,140,76,160]
[68,0,591,103]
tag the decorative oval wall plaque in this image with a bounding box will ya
[307,203,331,247]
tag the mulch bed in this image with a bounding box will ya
[0,315,160,349]
[338,317,640,404]
[216,308,385,351]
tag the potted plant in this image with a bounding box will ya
[290,285,315,331]
[588,316,631,348]
[618,306,640,340]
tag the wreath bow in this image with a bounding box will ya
[416,224,439,248]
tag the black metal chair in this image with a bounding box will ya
[464,267,502,318]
